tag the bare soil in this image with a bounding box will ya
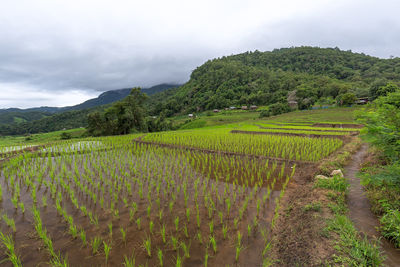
[269,162,337,266]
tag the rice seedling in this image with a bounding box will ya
[157,248,163,266]
[160,224,166,244]
[209,220,214,235]
[235,244,243,262]
[174,216,179,232]
[149,220,154,235]
[2,213,16,232]
[222,224,228,239]
[103,241,111,263]
[143,236,152,257]
[171,236,178,251]
[197,231,203,244]
[176,253,182,267]
[0,231,22,267]
[120,227,127,245]
[18,202,25,214]
[183,224,189,238]
[80,229,87,247]
[204,249,209,267]
[42,196,48,207]
[136,218,141,230]
[123,253,136,267]
[91,236,102,255]
[209,236,217,253]
[181,241,191,258]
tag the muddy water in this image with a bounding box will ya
[0,145,291,266]
[346,144,400,266]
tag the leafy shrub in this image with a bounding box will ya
[60,132,72,140]
[268,103,291,116]
[259,110,270,118]
[357,90,400,162]
[361,163,400,187]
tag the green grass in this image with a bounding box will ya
[0,128,85,147]
[176,110,259,129]
[261,107,361,123]
[302,202,322,212]
[315,175,349,192]
[326,215,383,266]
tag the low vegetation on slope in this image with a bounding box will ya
[357,89,400,248]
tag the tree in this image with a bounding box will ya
[269,102,291,116]
[357,90,400,162]
[377,82,399,98]
[337,92,357,106]
[87,88,148,136]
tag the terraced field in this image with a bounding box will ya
[0,118,360,266]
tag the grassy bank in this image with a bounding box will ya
[359,148,400,248]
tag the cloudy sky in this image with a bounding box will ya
[1,0,399,108]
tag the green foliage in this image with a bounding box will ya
[357,90,400,162]
[361,163,400,187]
[150,47,400,116]
[268,103,291,116]
[370,81,399,100]
[259,109,270,118]
[337,92,357,106]
[379,209,400,247]
[87,88,148,136]
[60,132,72,140]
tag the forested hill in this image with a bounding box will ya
[150,47,400,115]
[0,83,179,135]
[0,84,179,126]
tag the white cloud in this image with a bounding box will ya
[0,82,97,109]
[0,0,399,108]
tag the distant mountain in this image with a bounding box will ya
[0,83,180,127]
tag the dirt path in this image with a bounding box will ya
[346,144,400,266]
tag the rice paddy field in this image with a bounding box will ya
[0,108,362,266]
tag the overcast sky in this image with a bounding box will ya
[1,0,399,108]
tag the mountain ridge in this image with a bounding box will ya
[0,83,180,125]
